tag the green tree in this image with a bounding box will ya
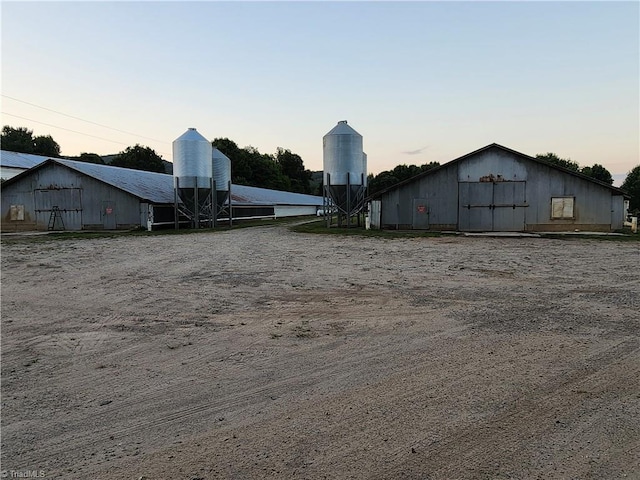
[368,171,400,195]
[1,126,61,157]
[420,161,440,173]
[111,144,165,173]
[391,164,422,180]
[581,163,613,185]
[310,171,323,196]
[213,138,252,185]
[537,153,615,184]
[75,152,105,164]
[276,148,312,193]
[536,152,580,172]
[213,139,312,192]
[33,134,61,157]
[246,147,290,191]
[621,165,640,214]
[367,161,440,196]
[2,126,36,154]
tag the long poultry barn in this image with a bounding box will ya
[368,143,628,232]
[0,154,323,232]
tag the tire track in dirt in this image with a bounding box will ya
[377,338,640,479]
[92,336,639,480]
[3,228,638,479]
[13,300,451,476]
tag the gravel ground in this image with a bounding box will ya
[1,224,639,479]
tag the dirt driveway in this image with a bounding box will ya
[1,225,638,479]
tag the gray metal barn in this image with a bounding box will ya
[1,156,323,232]
[368,144,628,232]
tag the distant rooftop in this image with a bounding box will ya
[0,150,55,169]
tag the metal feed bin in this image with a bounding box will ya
[322,120,367,228]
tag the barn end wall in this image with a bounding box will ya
[458,149,528,183]
[379,162,459,229]
[375,146,625,232]
[524,162,622,231]
[1,163,144,232]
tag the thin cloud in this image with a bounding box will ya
[402,146,429,155]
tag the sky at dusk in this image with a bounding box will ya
[1,1,638,185]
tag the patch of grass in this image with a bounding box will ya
[293,220,640,242]
[539,232,640,242]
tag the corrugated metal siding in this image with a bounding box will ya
[524,162,615,231]
[34,187,83,230]
[458,150,528,182]
[369,201,381,229]
[2,158,325,231]
[1,163,145,230]
[459,182,493,231]
[2,169,39,231]
[380,163,458,229]
[377,145,625,232]
[3,155,325,208]
[611,196,625,230]
[492,182,526,231]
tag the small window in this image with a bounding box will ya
[551,197,574,219]
[10,205,24,221]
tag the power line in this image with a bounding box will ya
[1,112,171,158]
[2,112,130,145]
[1,94,169,144]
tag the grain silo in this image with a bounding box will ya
[322,120,367,227]
[362,152,368,187]
[212,147,232,224]
[172,128,214,228]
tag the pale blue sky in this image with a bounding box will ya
[2,1,638,184]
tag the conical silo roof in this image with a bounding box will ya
[175,127,210,143]
[324,120,362,138]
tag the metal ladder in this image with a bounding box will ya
[47,206,65,231]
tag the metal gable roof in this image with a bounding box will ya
[2,152,323,207]
[0,150,54,169]
[231,184,322,206]
[56,159,176,203]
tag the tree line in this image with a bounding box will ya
[212,138,313,194]
[535,152,640,214]
[1,126,315,194]
[534,153,640,214]
[535,152,614,185]
[367,162,441,196]
[2,125,638,213]
[366,152,640,215]
[1,126,62,158]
